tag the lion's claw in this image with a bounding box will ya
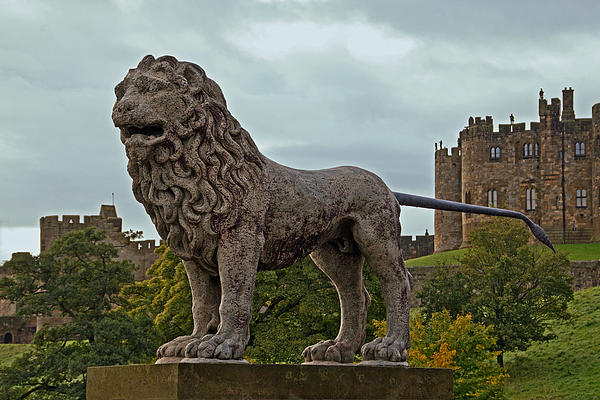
[361,337,408,362]
[303,340,355,363]
[185,334,244,360]
[156,335,201,359]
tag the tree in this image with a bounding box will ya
[0,228,158,399]
[120,246,386,363]
[120,244,192,343]
[418,218,573,366]
[374,311,507,400]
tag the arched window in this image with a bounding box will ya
[487,190,497,207]
[523,143,533,158]
[575,142,585,156]
[526,188,536,211]
[3,332,12,344]
[490,146,501,160]
[535,142,539,157]
[576,189,587,208]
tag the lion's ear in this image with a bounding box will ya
[137,55,156,71]
[182,63,206,88]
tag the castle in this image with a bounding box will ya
[435,88,600,252]
[0,205,160,343]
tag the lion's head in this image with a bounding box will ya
[112,55,265,268]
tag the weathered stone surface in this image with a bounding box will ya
[112,55,412,364]
[87,363,453,400]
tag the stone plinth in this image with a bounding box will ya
[87,362,453,400]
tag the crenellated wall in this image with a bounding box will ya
[40,205,159,280]
[0,205,161,343]
[434,147,462,252]
[435,89,600,250]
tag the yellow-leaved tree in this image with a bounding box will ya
[373,311,507,399]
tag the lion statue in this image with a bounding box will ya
[112,55,554,364]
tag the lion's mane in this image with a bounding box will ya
[124,56,265,269]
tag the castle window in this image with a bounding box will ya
[487,190,497,207]
[526,188,536,211]
[576,189,587,208]
[575,142,585,156]
[556,196,560,209]
[490,146,500,160]
[535,143,539,157]
[523,143,533,158]
[3,332,12,344]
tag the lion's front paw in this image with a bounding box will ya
[184,334,245,360]
[361,337,408,363]
[302,339,355,363]
[157,335,202,359]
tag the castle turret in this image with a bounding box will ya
[562,87,575,121]
[592,103,600,240]
[434,146,462,252]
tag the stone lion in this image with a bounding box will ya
[112,55,554,364]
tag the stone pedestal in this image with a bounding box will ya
[87,362,453,399]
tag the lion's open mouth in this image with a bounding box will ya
[121,124,164,139]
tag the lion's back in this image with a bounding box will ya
[259,161,397,269]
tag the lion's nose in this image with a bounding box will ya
[115,101,135,114]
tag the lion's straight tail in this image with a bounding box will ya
[393,192,556,253]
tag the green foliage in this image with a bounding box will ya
[418,218,574,366]
[120,244,192,342]
[405,248,465,266]
[406,241,600,266]
[374,311,507,399]
[121,246,386,364]
[504,286,600,399]
[0,228,158,399]
[247,257,385,363]
[0,344,30,368]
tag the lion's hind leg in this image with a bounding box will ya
[302,242,370,363]
[156,260,220,361]
[353,217,411,364]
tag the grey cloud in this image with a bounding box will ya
[1,0,599,242]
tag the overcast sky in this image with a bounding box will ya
[2,0,600,261]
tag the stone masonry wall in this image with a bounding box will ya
[0,205,161,343]
[434,147,462,252]
[40,205,159,280]
[407,260,600,306]
[435,89,600,250]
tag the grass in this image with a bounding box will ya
[504,286,600,399]
[406,242,600,266]
[0,344,30,368]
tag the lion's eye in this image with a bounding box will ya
[115,82,126,99]
[150,79,169,92]
[134,75,150,93]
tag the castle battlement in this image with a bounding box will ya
[435,146,461,161]
[435,88,600,252]
[39,205,159,281]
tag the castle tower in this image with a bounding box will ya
[592,103,600,240]
[434,146,462,252]
[562,87,575,121]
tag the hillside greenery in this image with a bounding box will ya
[417,218,574,366]
[406,242,600,267]
[504,286,600,399]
